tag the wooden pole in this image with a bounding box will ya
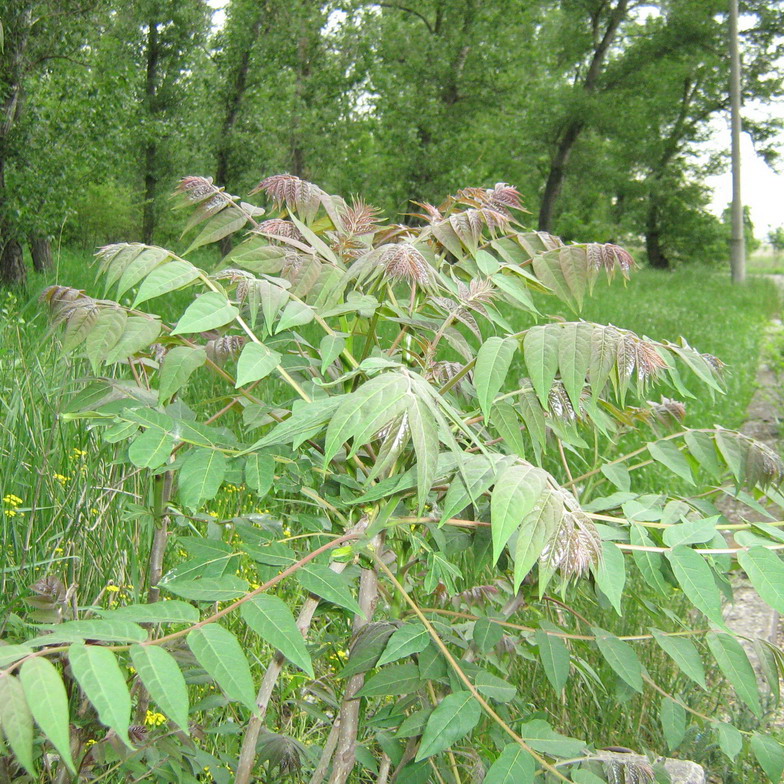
[729,0,745,283]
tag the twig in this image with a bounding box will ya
[328,539,382,784]
[234,517,372,784]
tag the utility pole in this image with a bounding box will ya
[729,0,745,283]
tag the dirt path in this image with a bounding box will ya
[719,275,784,704]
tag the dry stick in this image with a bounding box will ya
[234,519,371,784]
[373,557,572,784]
[376,753,392,784]
[328,544,382,784]
[308,719,342,784]
[146,471,173,604]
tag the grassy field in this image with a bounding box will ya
[1,249,781,781]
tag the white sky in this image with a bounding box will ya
[705,113,784,240]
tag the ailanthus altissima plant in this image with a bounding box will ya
[4,173,784,782]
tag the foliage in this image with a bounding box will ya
[1,174,784,782]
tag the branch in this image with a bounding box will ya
[376,2,434,35]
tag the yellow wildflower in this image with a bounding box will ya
[144,710,166,727]
[53,473,70,485]
[105,585,120,593]
[3,494,23,507]
[72,448,88,458]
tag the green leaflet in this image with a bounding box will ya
[474,336,517,419]
[178,448,227,510]
[105,316,162,364]
[473,618,504,654]
[662,516,719,548]
[356,663,422,697]
[484,744,535,784]
[439,454,509,525]
[187,624,257,712]
[84,308,127,372]
[28,619,147,645]
[592,541,625,615]
[276,300,314,333]
[244,453,275,498]
[130,645,190,732]
[518,718,586,757]
[751,734,784,782]
[20,658,76,773]
[492,402,527,457]
[0,645,33,668]
[235,342,281,387]
[323,373,408,464]
[171,292,239,335]
[69,644,132,747]
[706,632,761,717]
[737,547,784,613]
[650,628,706,689]
[592,627,643,693]
[557,322,592,410]
[666,546,725,628]
[0,675,35,776]
[513,488,563,589]
[630,526,669,595]
[535,622,570,694]
[490,462,547,563]
[377,623,430,666]
[161,575,248,602]
[184,205,248,254]
[660,696,686,750]
[132,259,200,307]
[297,564,363,616]
[158,346,206,405]
[407,393,440,512]
[319,334,345,374]
[647,440,694,485]
[713,721,743,761]
[241,595,314,677]
[116,246,170,298]
[589,325,621,399]
[524,325,559,407]
[475,669,516,702]
[98,600,199,624]
[338,623,396,678]
[128,427,176,469]
[684,430,723,480]
[415,691,481,761]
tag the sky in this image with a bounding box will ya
[706,111,784,241]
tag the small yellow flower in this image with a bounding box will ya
[337,649,349,660]
[3,494,23,507]
[72,448,88,458]
[144,710,166,727]
[105,585,120,593]
[84,739,97,748]
[53,473,70,485]
[283,527,292,537]
[208,511,218,519]
[249,582,260,590]
[4,509,17,517]
[54,547,64,554]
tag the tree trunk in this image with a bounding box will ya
[215,11,266,257]
[0,238,26,287]
[538,119,583,233]
[142,19,160,245]
[29,235,53,272]
[645,199,669,269]
[537,0,629,233]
